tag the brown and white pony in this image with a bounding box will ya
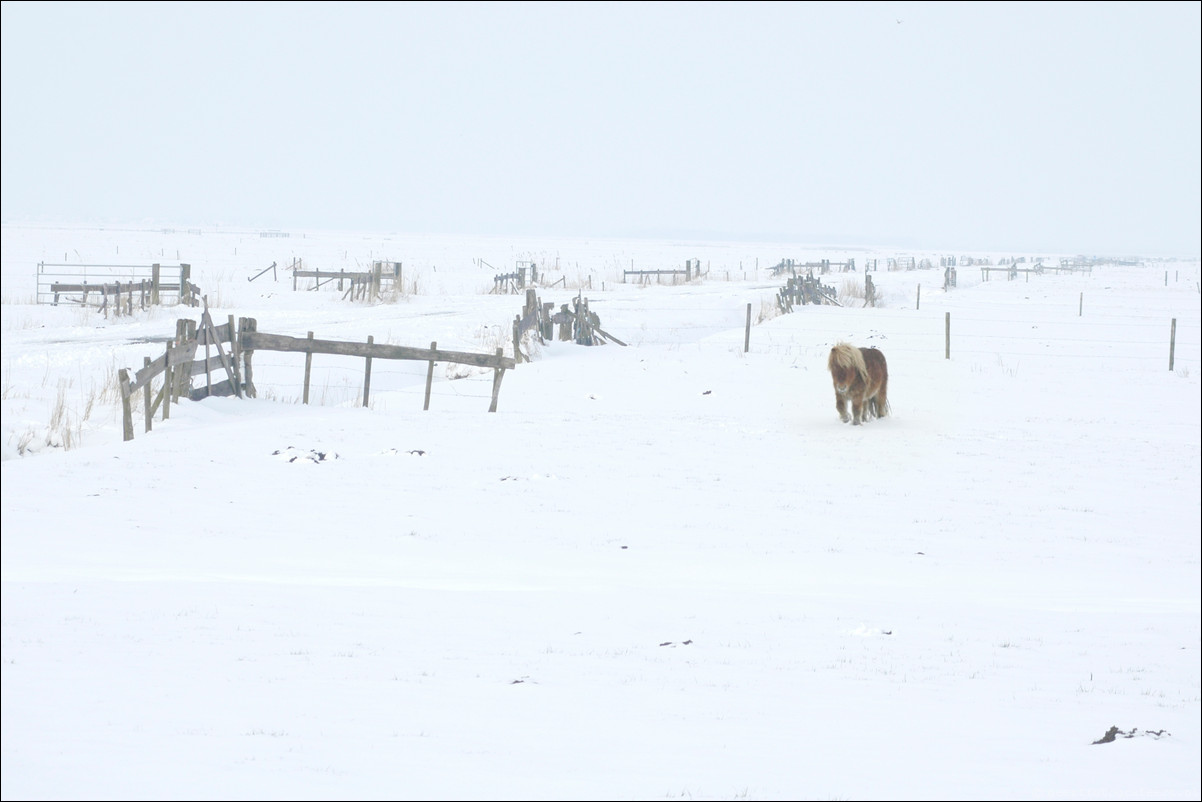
[827,342,889,425]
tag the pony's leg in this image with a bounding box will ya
[851,397,864,425]
[835,393,850,423]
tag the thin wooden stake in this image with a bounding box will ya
[424,341,436,411]
[489,347,505,412]
[1169,318,1177,371]
[119,368,134,442]
[744,303,752,353]
[303,331,314,404]
[143,357,153,433]
[363,335,373,407]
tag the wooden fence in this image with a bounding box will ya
[39,262,199,312]
[623,259,704,285]
[118,310,517,442]
[777,274,840,311]
[511,288,625,360]
[491,262,539,294]
[292,260,402,300]
[769,258,855,277]
[117,305,242,441]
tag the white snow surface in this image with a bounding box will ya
[2,223,1200,801]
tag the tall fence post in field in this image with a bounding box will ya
[1169,318,1177,371]
[489,347,505,412]
[227,314,243,398]
[119,368,134,442]
[363,335,374,407]
[162,342,173,422]
[143,357,153,433]
[424,342,436,411]
[1079,292,1083,317]
[239,318,258,398]
[744,303,751,353]
[916,284,921,311]
[513,316,522,364]
[945,312,951,360]
[180,264,192,306]
[151,263,161,305]
[303,331,314,405]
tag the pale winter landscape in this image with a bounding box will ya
[2,1,1199,799]
[1,222,1199,800]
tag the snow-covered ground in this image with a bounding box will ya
[2,222,1199,800]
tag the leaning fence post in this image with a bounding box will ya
[1169,318,1177,371]
[363,335,373,407]
[303,331,314,405]
[916,284,921,311]
[489,347,505,412]
[424,341,437,411]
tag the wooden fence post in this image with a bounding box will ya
[303,331,314,405]
[1169,318,1177,371]
[744,303,751,353]
[151,263,161,305]
[162,343,172,421]
[489,347,505,412]
[945,312,951,360]
[1079,292,1083,317]
[180,264,191,306]
[143,357,153,433]
[916,284,920,311]
[513,316,522,364]
[363,335,373,407]
[119,368,134,442]
[239,318,257,398]
[424,341,436,411]
[227,314,243,398]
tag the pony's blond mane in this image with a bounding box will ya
[829,342,869,384]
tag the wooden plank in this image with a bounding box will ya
[240,331,516,370]
[200,305,239,399]
[131,352,168,393]
[187,354,231,377]
[189,380,238,401]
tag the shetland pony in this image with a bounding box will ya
[827,342,889,425]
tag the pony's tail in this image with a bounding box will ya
[876,373,889,417]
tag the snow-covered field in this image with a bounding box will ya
[2,222,1199,801]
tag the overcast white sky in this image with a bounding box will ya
[2,1,1199,255]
